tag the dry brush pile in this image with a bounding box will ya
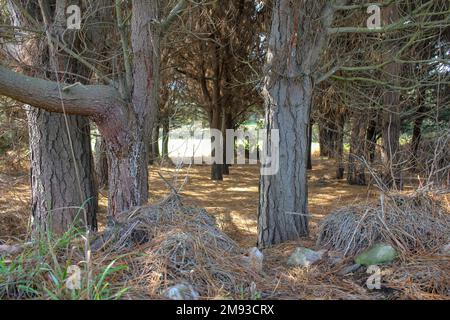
[317,190,450,299]
[91,194,266,299]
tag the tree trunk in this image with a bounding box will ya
[257,0,338,247]
[0,0,164,219]
[335,113,345,179]
[149,124,160,164]
[222,112,234,175]
[161,118,170,159]
[210,108,223,181]
[366,116,378,163]
[102,0,160,217]
[28,109,97,234]
[307,119,313,170]
[347,115,366,185]
[319,125,330,157]
[410,116,423,172]
[6,0,97,235]
[94,136,108,189]
[381,5,403,190]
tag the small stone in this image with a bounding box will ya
[338,264,362,276]
[355,244,396,266]
[243,247,264,272]
[0,244,23,256]
[164,283,199,300]
[287,247,325,267]
[328,251,344,266]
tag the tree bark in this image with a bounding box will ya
[347,114,366,185]
[222,112,234,175]
[381,4,403,190]
[307,119,313,170]
[210,108,223,181]
[94,136,108,189]
[257,0,339,247]
[6,0,97,235]
[149,124,160,164]
[161,117,170,159]
[335,112,346,179]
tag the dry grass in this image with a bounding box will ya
[1,156,449,300]
[90,194,265,299]
[317,190,450,256]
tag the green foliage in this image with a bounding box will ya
[0,226,129,300]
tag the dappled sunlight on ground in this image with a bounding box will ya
[147,158,378,247]
[0,157,377,246]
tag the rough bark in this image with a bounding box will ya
[258,0,339,247]
[5,0,97,235]
[1,0,163,218]
[381,4,403,190]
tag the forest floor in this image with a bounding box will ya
[1,155,449,300]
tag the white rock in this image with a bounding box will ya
[287,247,325,267]
[164,283,199,300]
[243,247,264,272]
[0,244,23,256]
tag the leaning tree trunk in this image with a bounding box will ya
[258,0,339,247]
[161,117,170,159]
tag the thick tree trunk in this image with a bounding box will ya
[381,5,403,190]
[101,0,160,217]
[28,109,97,234]
[258,78,312,246]
[1,0,164,219]
[6,0,97,235]
[257,0,338,247]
